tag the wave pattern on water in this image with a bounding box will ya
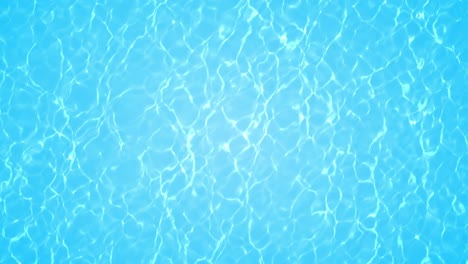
[0,0,467,263]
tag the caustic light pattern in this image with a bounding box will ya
[0,0,467,263]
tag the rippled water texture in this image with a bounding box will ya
[0,0,467,263]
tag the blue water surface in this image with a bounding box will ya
[0,0,467,263]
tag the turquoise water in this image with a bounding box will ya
[1,0,467,263]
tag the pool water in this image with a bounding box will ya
[0,0,467,263]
